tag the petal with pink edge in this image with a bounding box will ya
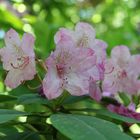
[128,55,140,78]
[73,48,96,72]
[43,67,63,100]
[89,81,102,101]
[0,47,15,70]
[111,45,131,66]
[54,28,75,48]
[94,39,107,63]
[66,73,89,96]
[5,69,23,89]
[21,33,35,57]
[75,22,96,38]
[4,28,21,48]
[22,59,36,80]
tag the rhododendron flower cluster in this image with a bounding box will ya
[0,29,36,88]
[103,45,140,95]
[54,22,107,81]
[43,46,96,99]
[54,22,108,101]
[1,22,140,119]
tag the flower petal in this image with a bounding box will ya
[121,78,140,94]
[21,33,35,57]
[89,81,102,101]
[54,28,75,48]
[127,55,140,78]
[85,65,101,81]
[0,46,23,71]
[5,69,23,88]
[111,45,131,66]
[73,48,96,72]
[0,47,14,70]
[102,60,119,95]
[4,59,36,89]
[22,58,36,80]
[65,73,89,96]
[4,28,21,48]
[75,22,96,38]
[43,67,63,99]
[93,39,107,63]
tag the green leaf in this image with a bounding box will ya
[0,124,18,136]
[68,108,140,124]
[1,131,41,140]
[69,108,140,123]
[0,109,28,124]
[0,124,42,140]
[51,114,134,140]
[17,94,49,105]
[96,109,140,124]
[0,94,17,103]
[9,85,31,96]
[62,95,89,105]
[119,93,130,106]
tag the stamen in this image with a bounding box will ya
[117,70,127,78]
[11,56,29,70]
[11,63,19,69]
[18,56,29,69]
[27,84,41,90]
[105,66,114,74]
[56,64,64,78]
[78,34,89,48]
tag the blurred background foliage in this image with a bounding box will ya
[0,0,140,55]
[0,0,140,86]
[0,0,140,139]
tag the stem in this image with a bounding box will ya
[99,81,103,93]
[36,58,48,72]
[27,84,41,90]
[43,104,56,113]
[27,73,42,90]
[6,121,46,140]
[67,108,99,112]
[56,93,68,106]
[36,73,43,83]
[23,123,46,140]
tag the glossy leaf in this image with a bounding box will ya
[17,94,49,105]
[1,131,41,140]
[62,95,89,105]
[50,114,134,140]
[0,94,17,103]
[0,109,28,124]
[96,109,140,124]
[68,108,140,124]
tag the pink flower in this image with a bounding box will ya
[107,103,140,123]
[54,22,107,80]
[0,29,36,88]
[103,45,140,95]
[89,79,102,101]
[42,45,96,99]
[54,22,108,100]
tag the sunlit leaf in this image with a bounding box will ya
[0,109,28,124]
